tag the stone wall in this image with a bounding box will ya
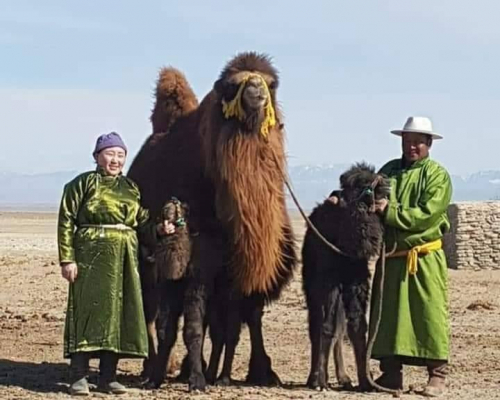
[444,202,500,270]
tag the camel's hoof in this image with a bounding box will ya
[204,371,217,386]
[357,381,374,392]
[215,376,232,386]
[337,375,353,390]
[247,368,281,387]
[143,379,161,390]
[307,374,328,391]
[188,372,206,392]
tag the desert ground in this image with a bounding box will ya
[0,211,499,400]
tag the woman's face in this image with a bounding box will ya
[95,147,126,176]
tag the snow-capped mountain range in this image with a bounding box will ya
[1,166,500,211]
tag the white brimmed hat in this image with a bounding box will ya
[391,116,443,139]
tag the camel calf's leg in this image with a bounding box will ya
[318,288,345,390]
[333,326,353,389]
[184,283,209,391]
[306,299,323,389]
[148,282,184,389]
[343,281,371,391]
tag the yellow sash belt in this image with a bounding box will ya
[388,239,442,275]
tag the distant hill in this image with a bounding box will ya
[1,166,500,211]
[288,165,500,208]
[0,170,78,211]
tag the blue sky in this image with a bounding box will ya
[1,0,499,175]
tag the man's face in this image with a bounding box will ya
[402,132,432,163]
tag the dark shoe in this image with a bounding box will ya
[69,353,90,396]
[374,372,403,390]
[98,380,128,395]
[374,356,403,390]
[98,351,127,394]
[69,377,90,396]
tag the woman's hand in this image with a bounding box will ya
[157,221,176,236]
[375,198,389,214]
[61,262,78,283]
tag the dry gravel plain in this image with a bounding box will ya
[0,211,499,399]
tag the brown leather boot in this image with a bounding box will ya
[422,360,447,397]
[374,357,403,390]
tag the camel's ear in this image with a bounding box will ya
[339,171,351,190]
[214,78,225,94]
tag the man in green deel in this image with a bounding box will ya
[371,116,453,398]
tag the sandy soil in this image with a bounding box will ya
[0,211,499,399]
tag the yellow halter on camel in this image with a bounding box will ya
[221,73,277,140]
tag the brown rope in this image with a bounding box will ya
[365,244,402,396]
[269,149,349,257]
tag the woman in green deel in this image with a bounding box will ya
[58,132,174,396]
[371,117,453,398]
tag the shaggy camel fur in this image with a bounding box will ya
[302,163,390,391]
[138,197,191,381]
[128,53,297,391]
[130,68,199,382]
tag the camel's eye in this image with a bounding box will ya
[268,81,277,90]
[222,83,240,101]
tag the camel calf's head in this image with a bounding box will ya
[339,163,391,212]
[161,197,189,228]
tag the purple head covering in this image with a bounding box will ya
[93,132,127,156]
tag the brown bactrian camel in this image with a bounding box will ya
[128,52,297,391]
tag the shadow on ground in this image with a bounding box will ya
[0,358,69,394]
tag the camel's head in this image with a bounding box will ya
[214,52,280,137]
[339,163,391,213]
[161,197,189,229]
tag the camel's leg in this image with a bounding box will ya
[184,282,209,391]
[333,321,353,389]
[244,295,281,386]
[316,287,345,390]
[205,298,224,385]
[306,298,323,389]
[166,350,179,375]
[142,319,158,379]
[216,296,241,386]
[148,282,184,389]
[343,280,371,391]
[140,267,159,380]
[183,234,223,391]
[177,321,208,383]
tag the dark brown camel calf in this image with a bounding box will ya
[302,163,390,391]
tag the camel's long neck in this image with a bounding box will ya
[211,129,288,295]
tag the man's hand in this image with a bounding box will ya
[375,198,389,214]
[61,262,78,283]
[157,221,176,236]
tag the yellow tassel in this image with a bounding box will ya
[221,73,276,140]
